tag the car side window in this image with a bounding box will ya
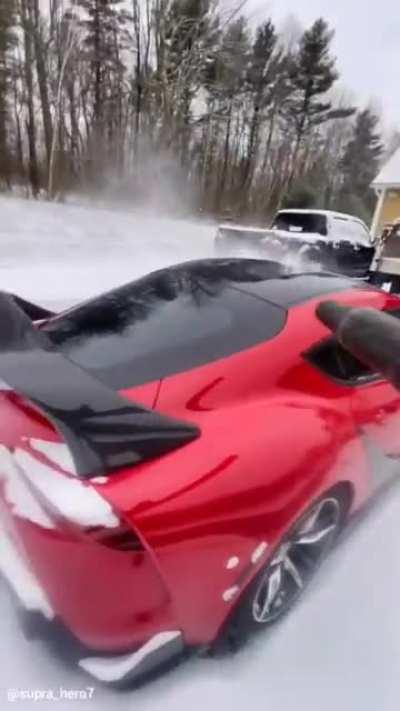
[333,218,371,246]
[306,308,400,386]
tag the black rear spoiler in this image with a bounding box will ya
[11,295,56,321]
[316,300,400,390]
[0,292,200,479]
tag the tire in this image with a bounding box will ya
[218,486,350,652]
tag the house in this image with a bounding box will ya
[371,146,400,237]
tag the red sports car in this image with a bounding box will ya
[1,258,400,684]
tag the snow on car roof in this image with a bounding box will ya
[278,209,367,225]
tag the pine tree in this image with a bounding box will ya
[339,108,383,217]
[165,0,213,60]
[206,16,249,110]
[159,0,218,162]
[0,0,15,186]
[285,19,353,177]
[78,0,128,141]
[204,16,250,207]
[242,20,280,189]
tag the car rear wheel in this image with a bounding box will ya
[219,488,349,651]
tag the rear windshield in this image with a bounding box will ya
[42,261,287,389]
[273,212,328,237]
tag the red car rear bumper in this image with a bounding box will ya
[1,499,186,682]
[0,490,180,652]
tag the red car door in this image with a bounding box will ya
[351,378,400,456]
[350,307,400,488]
[306,304,400,491]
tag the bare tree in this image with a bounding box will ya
[19,0,40,195]
[48,2,81,197]
[0,1,384,223]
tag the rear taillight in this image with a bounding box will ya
[1,441,145,553]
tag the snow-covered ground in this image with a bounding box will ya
[0,196,213,308]
[0,196,400,710]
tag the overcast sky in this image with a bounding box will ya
[241,0,400,129]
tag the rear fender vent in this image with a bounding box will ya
[84,523,144,552]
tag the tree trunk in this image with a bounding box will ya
[13,80,24,176]
[48,28,77,198]
[32,0,53,169]
[218,101,233,209]
[20,0,40,196]
[132,0,142,160]
[93,0,102,132]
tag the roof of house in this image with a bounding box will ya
[372,146,400,189]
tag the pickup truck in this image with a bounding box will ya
[215,209,375,279]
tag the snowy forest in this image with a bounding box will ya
[0,0,395,221]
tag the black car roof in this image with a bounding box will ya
[42,259,368,391]
[157,258,364,308]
